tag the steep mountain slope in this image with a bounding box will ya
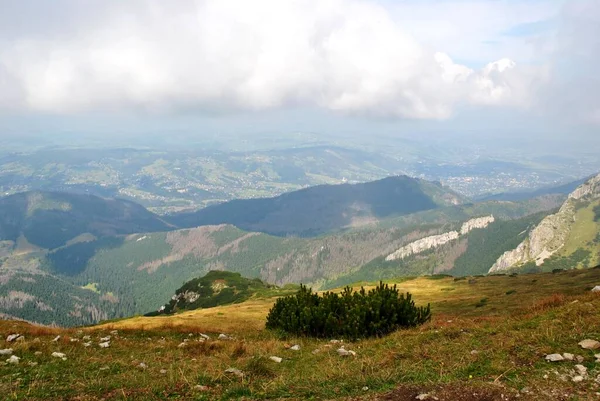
[168,176,466,236]
[490,173,600,273]
[0,191,171,249]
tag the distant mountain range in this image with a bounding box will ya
[476,176,591,202]
[168,176,466,236]
[0,191,171,249]
[0,174,585,326]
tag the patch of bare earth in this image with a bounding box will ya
[375,384,517,401]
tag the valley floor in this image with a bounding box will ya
[2,269,600,400]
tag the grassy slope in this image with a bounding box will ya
[2,268,600,400]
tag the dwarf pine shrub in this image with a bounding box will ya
[265,282,431,339]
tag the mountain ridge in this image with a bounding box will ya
[168,175,466,237]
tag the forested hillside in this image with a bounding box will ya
[168,176,466,236]
[0,191,171,249]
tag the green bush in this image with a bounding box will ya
[265,282,431,339]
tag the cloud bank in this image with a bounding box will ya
[0,0,532,119]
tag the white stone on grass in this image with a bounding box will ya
[6,334,20,342]
[51,352,67,360]
[99,341,110,348]
[579,339,600,350]
[6,355,20,364]
[337,347,356,357]
[290,344,300,351]
[225,367,244,377]
[52,335,61,342]
[269,356,282,363]
[575,364,588,376]
[545,354,564,362]
[0,349,13,355]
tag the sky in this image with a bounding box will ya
[0,0,598,142]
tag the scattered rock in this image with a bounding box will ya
[34,351,42,356]
[99,341,110,348]
[32,338,40,343]
[82,335,91,341]
[312,349,321,355]
[99,366,109,371]
[572,375,584,383]
[218,334,231,340]
[595,354,600,362]
[83,342,92,347]
[6,334,21,342]
[70,338,79,343]
[52,335,61,342]
[563,353,574,361]
[15,336,25,342]
[6,355,20,364]
[545,354,564,362]
[51,352,67,361]
[110,330,118,336]
[27,361,38,366]
[269,356,282,363]
[416,394,432,400]
[225,367,244,378]
[200,333,210,340]
[178,342,187,348]
[362,386,369,391]
[290,344,300,351]
[160,369,167,374]
[0,349,13,356]
[470,350,479,355]
[578,339,600,350]
[575,364,588,376]
[337,347,356,357]
[576,355,585,363]
[138,362,148,369]
[591,286,600,292]
[330,339,341,344]
[100,336,111,342]
[194,385,209,391]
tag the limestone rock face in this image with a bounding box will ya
[460,215,495,235]
[489,173,600,273]
[385,231,459,261]
[385,215,494,261]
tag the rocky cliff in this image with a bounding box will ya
[489,173,600,273]
[385,215,494,261]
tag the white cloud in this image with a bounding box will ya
[0,0,536,119]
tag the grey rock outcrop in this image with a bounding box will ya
[386,215,494,261]
[490,173,600,273]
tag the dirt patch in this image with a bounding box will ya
[375,384,518,401]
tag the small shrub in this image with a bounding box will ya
[552,268,564,274]
[265,283,431,339]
